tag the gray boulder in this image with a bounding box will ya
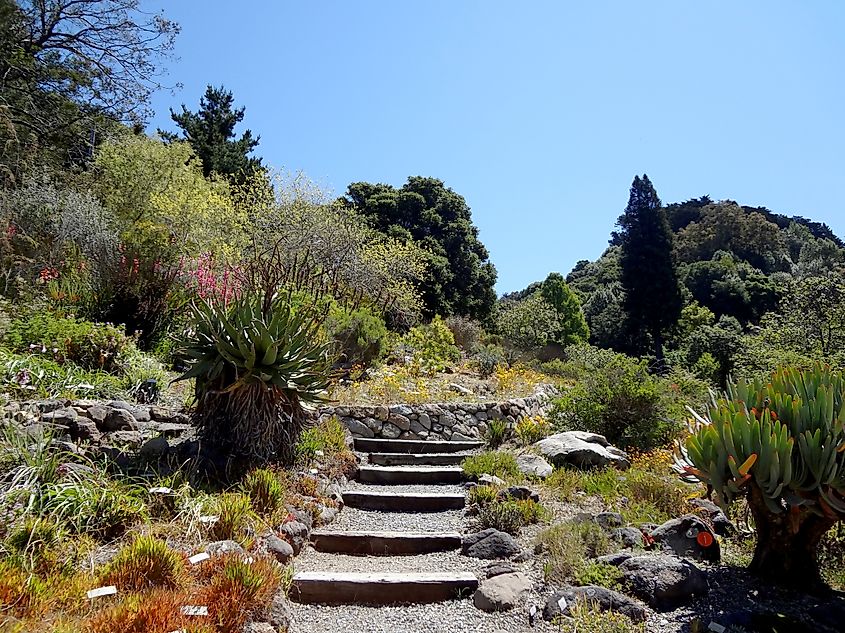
[617,555,708,610]
[381,423,402,439]
[516,453,553,479]
[262,534,294,563]
[649,514,720,562]
[543,585,647,623]
[473,572,530,612]
[612,527,644,549]
[343,418,374,438]
[689,498,735,536]
[102,408,137,432]
[462,528,520,559]
[279,520,309,554]
[484,562,517,578]
[534,431,630,470]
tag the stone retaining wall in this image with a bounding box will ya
[317,386,556,441]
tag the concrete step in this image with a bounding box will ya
[290,571,478,604]
[358,465,465,485]
[342,490,466,512]
[354,438,483,454]
[311,530,462,555]
[369,452,466,466]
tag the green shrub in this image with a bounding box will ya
[574,561,624,589]
[545,467,585,501]
[537,521,612,583]
[324,304,388,367]
[0,349,125,399]
[471,343,505,378]
[548,351,681,450]
[102,535,186,591]
[445,315,483,350]
[557,603,645,633]
[241,468,285,516]
[47,476,148,539]
[486,419,508,448]
[209,493,253,543]
[462,451,521,481]
[515,415,551,445]
[403,315,461,373]
[468,484,498,507]
[4,312,130,372]
[478,500,524,535]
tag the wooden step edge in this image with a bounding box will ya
[311,530,462,555]
[290,571,479,604]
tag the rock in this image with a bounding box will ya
[108,400,151,422]
[417,413,432,429]
[381,423,402,439]
[543,586,647,623]
[516,453,553,479]
[37,399,65,413]
[286,507,313,531]
[374,406,389,421]
[279,520,309,555]
[149,405,178,423]
[689,498,735,536]
[139,435,169,457]
[450,383,474,396]
[87,404,109,426]
[535,431,630,470]
[388,414,411,431]
[266,593,294,632]
[154,422,192,438]
[462,528,520,559]
[451,432,475,441]
[478,474,506,487]
[343,418,374,438]
[595,512,624,530]
[473,572,530,612]
[389,404,414,416]
[243,623,275,633]
[618,555,708,610]
[410,419,430,436]
[263,534,294,563]
[496,486,540,503]
[596,552,634,566]
[205,540,244,556]
[69,417,102,443]
[106,430,143,448]
[649,514,720,562]
[484,562,516,578]
[318,505,339,524]
[612,527,644,549]
[41,407,77,426]
[102,408,137,432]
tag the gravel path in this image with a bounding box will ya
[329,507,464,533]
[343,481,466,495]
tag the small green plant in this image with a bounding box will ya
[545,467,585,501]
[478,500,524,535]
[102,535,186,591]
[241,468,285,515]
[209,493,253,543]
[468,484,499,507]
[557,602,645,633]
[5,517,64,570]
[515,415,551,445]
[296,416,348,461]
[537,521,611,583]
[486,419,508,448]
[471,343,505,378]
[462,451,521,481]
[403,315,461,373]
[574,561,624,589]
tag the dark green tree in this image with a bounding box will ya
[160,85,262,181]
[615,174,682,362]
[343,177,497,323]
[540,272,590,346]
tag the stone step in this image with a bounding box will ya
[369,452,467,466]
[290,571,478,604]
[311,530,462,555]
[354,438,483,454]
[342,490,466,512]
[358,465,465,485]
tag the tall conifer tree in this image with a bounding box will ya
[616,174,682,362]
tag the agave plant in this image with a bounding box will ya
[675,364,845,589]
[177,292,331,466]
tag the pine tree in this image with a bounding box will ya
[159,85,261,181]
[616,174,682,362]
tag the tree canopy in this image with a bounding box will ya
[160,85,262,181]
[342,176,497,323]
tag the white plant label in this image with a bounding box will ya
[181,606,209,616]
[557,596,567,611]
[198,515,219,524]
[86,585,117,599]
[188,552,210,565]
[149,486,173,494]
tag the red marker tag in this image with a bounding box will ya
[697,531,714,548]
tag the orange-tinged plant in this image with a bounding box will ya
[101,535,187,592]
[200,556,281,633]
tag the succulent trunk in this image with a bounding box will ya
[746,483,835,592]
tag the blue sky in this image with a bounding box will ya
[147,1,845,294]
